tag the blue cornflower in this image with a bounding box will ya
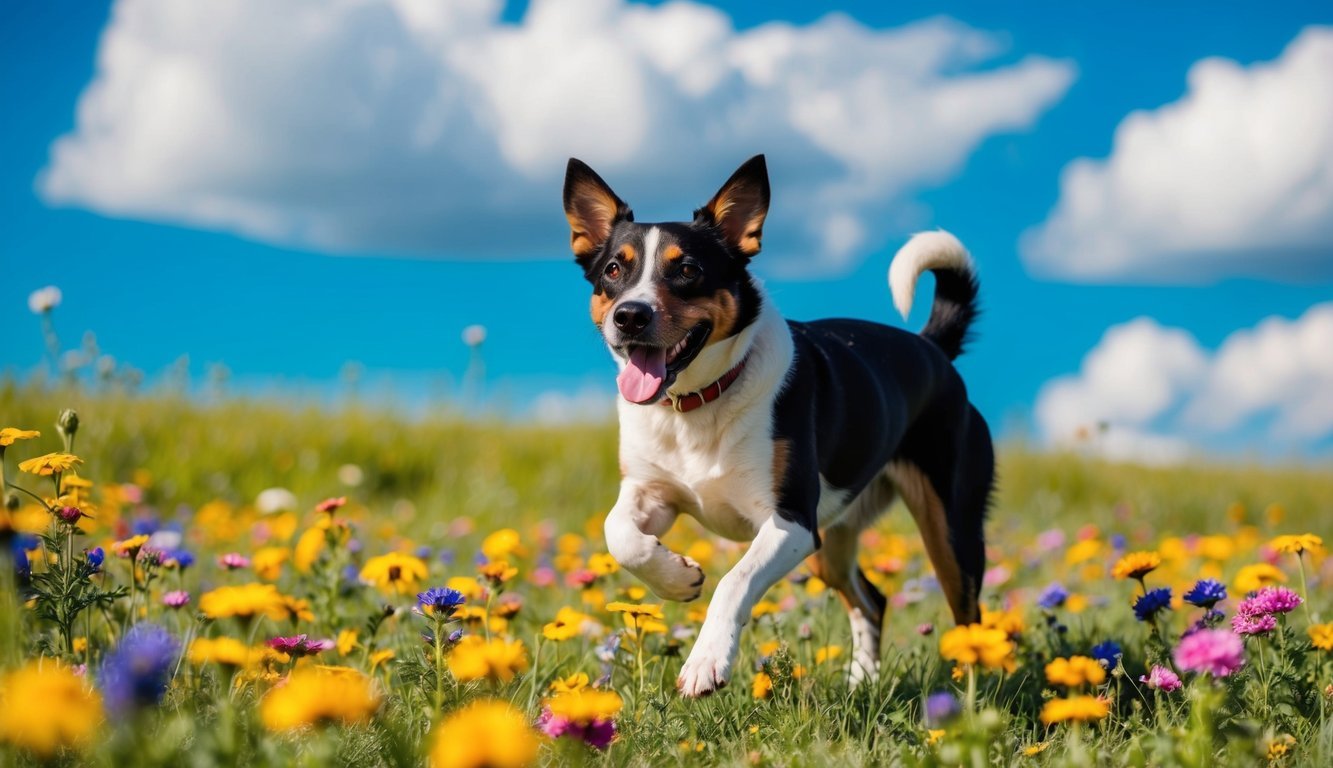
[1110,533,1128,551]
[131,517,159,536]
[415,544,433,561]
[417,586,466,618]
[1183,579,1226,608]
[924,691,961,726]
[99,624,179,717]
[1090,641,1122,668]
[85,546,105,574]
[165,548,195,570]
[1133,587,1173,622]
[1037,583,1069,610]
[13,535,39,581]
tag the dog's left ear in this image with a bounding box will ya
[564,159,632,266]
[696,154,770,257]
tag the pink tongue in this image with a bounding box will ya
[617,347,667,404]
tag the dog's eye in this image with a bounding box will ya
[604,262,622,280]
[679,263,701,280]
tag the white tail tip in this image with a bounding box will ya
[888,230,973,319]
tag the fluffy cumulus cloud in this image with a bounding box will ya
[1035,303,1333,463]
[1022,26,1333,283]
[41,0,1073,274]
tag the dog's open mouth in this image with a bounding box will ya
[616,322,713,405]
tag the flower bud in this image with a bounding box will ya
[57,409,80,439]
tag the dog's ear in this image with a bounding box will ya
[696,154,769,257]
[564,159,632,265]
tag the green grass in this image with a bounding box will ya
[2,380,1331,767]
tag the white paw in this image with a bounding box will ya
[647,551,706,602]
[677,633,735,697]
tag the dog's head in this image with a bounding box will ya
[562,156,769,405]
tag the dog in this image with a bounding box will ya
[562,155,994,697]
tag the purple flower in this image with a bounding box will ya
[1174,629,1244,677]
[162,590,191,609]
[1133,588,1173,622]
[1139,665,1182,692]
[1183,579,1226,608]
[57,505,85,525]
[1037,583,1069,610]
[416,586,466,618]
[1231,612,1278,636]
[267,634,328,658]
[1238,586,1302,617]
[537,710,617,751]
[99,624,179,716]
[85,546,105,574]
[924,691,960,726]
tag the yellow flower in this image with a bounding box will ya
[1269,534,1324,556]
[1111,551,1161,580]
[17,452,82,476]
[981,605,1025,637]
[588,552,619,576]
[0,662,103,757]
[252,546,289,581]
[1040,695,1110,725]
[926,729,945,745]
[939,624,1014,671]
[605,601,665,620]
[1197,535,1236,561]
[1064,539,1102,565]
[481,528,524,561]
[1266,734,1295,762]
[549,673,591,695]
[0,428,40,447]
[370,649,396,670]
[546,689,623,724]
[478,560,519,585]
[752,671,773,699]
[199,583,290,621]
[294,527,326,573]
[281,594,315,623]
[448,636,529,684]
[359,552,429,595]
[1234,563,1287,594]
[1044,656,1107,688]
[430,700,539,768]
[815,645,843,664]
[542,606,591,642]
[189,637,262,668]
[337,629,360,655]
[447,576,485,601]
[1022,742,1051,757]
[259,667,380,731]
[112,534,150,558]
[751,601,780,619]
[1308,623,1333,651]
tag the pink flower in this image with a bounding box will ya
[916,623,935,636]
[1173,629,1244,677]
[267,635,329,658]
[1238,586,1302,617]
[162,590,191,609]
[1231,612,1278,636]
[1139,665,1182,692]
[218,553,250,570]
[537,710,616,751]
[316,496,347,514]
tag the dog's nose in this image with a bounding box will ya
[612,301,653,336]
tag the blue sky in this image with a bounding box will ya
[3,0,1331,460]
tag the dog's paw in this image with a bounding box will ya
[676,634,734,698]
[649,553,706,602]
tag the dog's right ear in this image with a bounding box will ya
[563,159,632,266]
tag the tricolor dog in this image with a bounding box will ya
[563,155,994,697]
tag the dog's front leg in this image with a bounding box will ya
[604,479,707,602]
[677,513,816,697]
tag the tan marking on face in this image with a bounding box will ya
[887,461,977,624]
[619,243,637,262]
[590,292,612,326]
[662,244,682,262]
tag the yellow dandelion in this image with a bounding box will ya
[588,552,619,576]
[259,667,380,731]
[481,528,524,561]
[359,552,429,595]
[549,672,590,695]
[752,671,773,699]
[1111,551,1161,581]
[0,662,103,758]
[448,636,529,684]
[542,606,591,642]
[1040,695,1110,725]
[1269,534,1324,556]
[430,700,539,768]
[199,583,290,622]
[0,428,40,447]
[814,645,843,664]
[939,624,1014,671]
[605,601,665,620]
[1044,656,1107,688]
[1308,623,1333,651]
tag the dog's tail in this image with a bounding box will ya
[888,230,979,361]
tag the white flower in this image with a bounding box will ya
[462,324,487,347]
[255,487,299,515]
[28,285,62,314]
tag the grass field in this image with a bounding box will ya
[2,380,1331,766]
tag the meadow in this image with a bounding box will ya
[1,379,1331,767]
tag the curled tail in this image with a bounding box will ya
[888,230,980,361]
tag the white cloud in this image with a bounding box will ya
[1034,303,1333,463]
[1022,26,1333,283]
[530,386,615,425]
[41,0,1073,274]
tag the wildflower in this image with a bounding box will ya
[980,605,1025,637]
[751,601,781,619]
[199,583,290,622]
[1090,641,1122,669]
[1238,586,1302,617]
[162,590,190,609]
[1045,656,1107,687]
[924,691,960,726]
[926,729,945,745]
[588,552,619,576]
[1133,588,1172,622]
[543,606,592,641]
[369,649,396,669]
[1266,734,1296,761]
[1309,623,1333,651]
[1232,612,1278,635]
[17,452,82,476]
[448,636,529,683]
[605,601,665,620]
[188,637,258,668]
[1039,695,1110,725]
[337,629,360,655]
[0,427,40,446]
[917,623,935,636]
[0,661,102,757]
[1139,665,1182,692]
[478,560,519,586]
[1183,579,1227,608]
[315,496,347,514]
[540,688,622,750]
[28,286,62,313]
[752,671,773,699]
[1268,534,1323,556]
[218,552,250,570]
[1037,583,1069,610]
[359,552,429,595]
[1112,551,1161,581]
[418,586,467,618]
[259,667,380,731]
[85,546,105,573]
[815,645,843,664]
[99,624,179,717]
[939,624,1014,671]
[1174,629,1244,677]
[268,635,329,658]
[1022,742,1051,757]
[430,700,539,768]
[550,673,591,695]
[1234,563,1286,594]
[112,534,150,559]
[481,528,523,561]
[251,547,289,580]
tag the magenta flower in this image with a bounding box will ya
[267,635,328,658]
[1139,665,1182,692]
[218,553,250,570]
[1238,586,1302,617]
[161,590,191,609]
[537,710,616,751]
[1231,612,1278,636]
[1173,629,1244,677]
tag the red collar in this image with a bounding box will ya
[660,355,749,413]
